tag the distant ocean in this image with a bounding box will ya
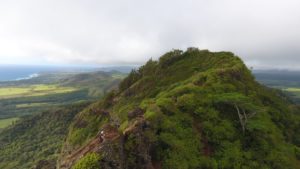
[0,65,96,82]
[0,64,134,82]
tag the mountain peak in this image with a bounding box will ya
[59,48,300,169]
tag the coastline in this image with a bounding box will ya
[15,73,39,81]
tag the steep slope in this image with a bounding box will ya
[59,48,300,169]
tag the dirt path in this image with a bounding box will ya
[59,125,120,169]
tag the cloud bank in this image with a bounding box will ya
[0,0,299,69]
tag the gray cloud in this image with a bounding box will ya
[0,0,299,69]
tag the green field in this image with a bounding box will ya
[16,103,52,108]
[0,117,19,129]
[284,87,300,92]
[0,85,77,99]
[282,87,300,99]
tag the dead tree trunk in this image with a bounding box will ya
[234,104,246,134]
[242,108,248,124]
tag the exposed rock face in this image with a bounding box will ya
[123,118,153,169]
[98,134,123,169]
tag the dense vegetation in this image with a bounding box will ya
[72,153,102,169]
[0,102,90,169]
[62,48,300,169]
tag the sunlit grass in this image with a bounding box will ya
[112,74,127,79]
[0,117,19,129]
[283,87,300,92]
[16,103,51,108]
[0,84,77,99]
[282,87,300,98]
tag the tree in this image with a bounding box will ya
[214,93,258,133]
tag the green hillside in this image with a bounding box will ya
[0,102,89,169]
[59,48,300,169]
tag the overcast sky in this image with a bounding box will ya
[0,0,299,69]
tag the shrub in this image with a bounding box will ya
[72,153,101,169]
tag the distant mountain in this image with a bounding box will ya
[253,69,300,104]
[60,71,127,97]
[96,66,137,73]
[254,69,300,85]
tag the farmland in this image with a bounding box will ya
[0,85,76,99]
[254,70,300,103]
[0,71,126,122]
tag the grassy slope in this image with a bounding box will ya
[0,84,76,99]
[0,117,18,129]
[65,48,300,169]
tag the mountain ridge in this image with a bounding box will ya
[58,48,300,169]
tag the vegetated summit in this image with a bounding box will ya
[58,48,300,169]
[17,48,300,168]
